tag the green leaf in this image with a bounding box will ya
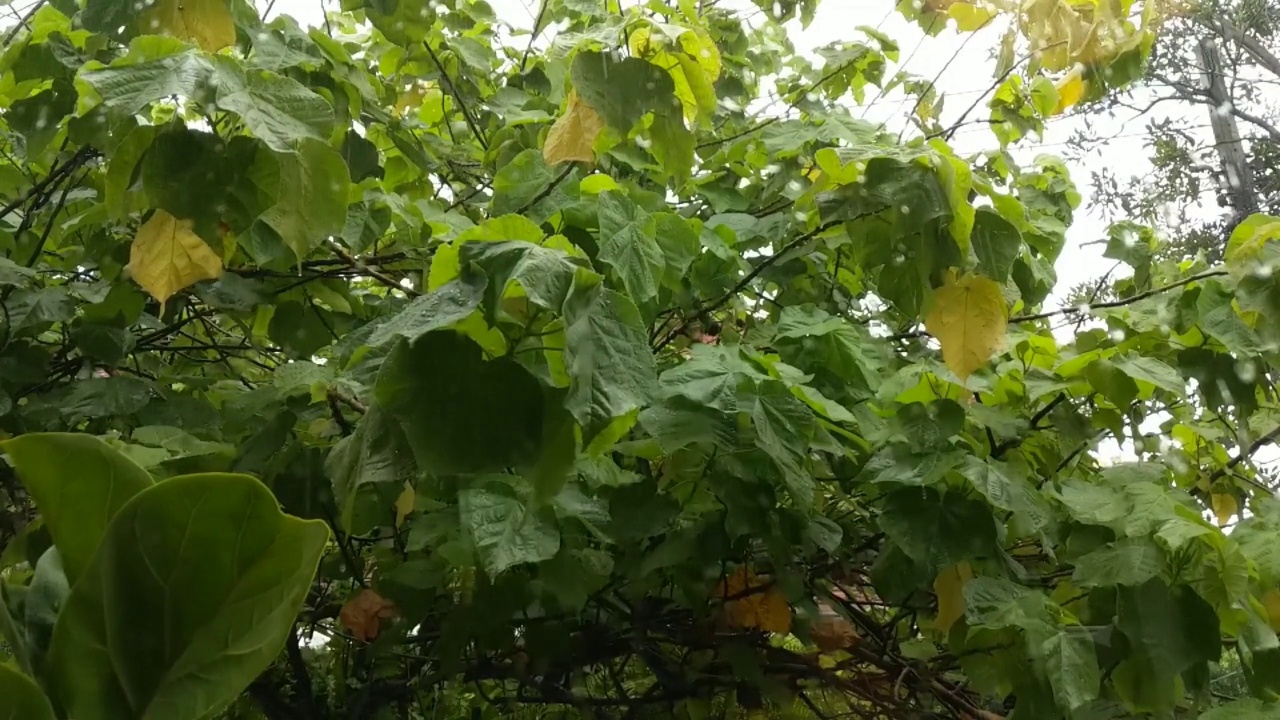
[0,257,37,287]
[210,56,335,152]
[460,240,587,316]
[1197,281,1263,355]
[375,332,550,475]
[7,288,75,330]
[597,190,664,303]
[571,51,682,133]
[962,457,1051,532]
[327,404,417,534]
[562,284,659,446]
[1040,628,1100,714]
[748,380,817,505]
[249,138,350,260]
[963,577,1056,640]
[460,479,560,575]
[45,473,328,720]
[490,148,560,220]
[1,433,154,583]
[0,663,55,720]
[367,274,487,347]
[1115,579,1221,706]
[1071,536,1165,587]
[878,486,998,572]
[78,52,218,118]
[1112,355,1185,395]
[970,206,1022,281]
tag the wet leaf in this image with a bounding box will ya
[543,91,604,165]
[924,271,1007,382]
[129,210,223,305]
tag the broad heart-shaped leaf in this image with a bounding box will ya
[367,273,488,347]
[1072,536,1165,587]
[460,478,560,576]
[543,91,604,165]
[563,283,659,446]
[1039,628,1100,714]
[570,51,682,133]
[1114,579,1221,710]
[210,56,335,152]
[0,663,55,720]
[248,138,350,261]
[130,210,224,304]
[924,271,1007,382]
[374,332,550,476]
[0,433,153,583]
[326,404,417,535]
[45,473,329,720]
[146,0,237,52]
[460,240,590,318]
[597,190,664,303]
[970,206,1022,281]
[878,486,999,573]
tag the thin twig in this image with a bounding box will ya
[422,41,488,149]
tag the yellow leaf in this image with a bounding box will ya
[948,2,994,30]
[1211,492,1238,526]
[145,0,236,52]
[934,562,973,633]
[924,271,1008,382]
[543,91,604,166]
[130,210,223,305]
[716,566,792,635]
[1052,65,1087,115]
[1263,588,1280,631]
[394,481,415,529]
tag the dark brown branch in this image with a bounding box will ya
[422,41,489,149]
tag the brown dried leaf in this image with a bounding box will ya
[340,589,397,642]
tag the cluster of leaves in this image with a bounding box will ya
[0,0,1280,719]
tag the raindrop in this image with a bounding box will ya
[635,135,652,149]
[1214,100,1233,117]
[1109,328,1125,342]
[1254,262,1273,279]
[786,180,803,193]
[792,210,807,222]
[645,82,656,90]
[891,253,905,265]
[1236,359,1257,383]
[257,32,270,42]
[420,6,431,16]
[899,205,910,214]
[148,18,160,28]
[1074,303,1090,314]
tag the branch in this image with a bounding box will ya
[422,41,488,149]
[1208,424,1280,483]
[655,218,845,350]
[890,269,1229,341]
[514,164,573,215]
[324,238,421,296]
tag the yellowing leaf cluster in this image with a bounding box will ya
[130,210,224,305]
[144,0,237,52]
[543,91,605,166]
[1211,492,1238,526]
[716,566,791,634]
[924,271,1008,382]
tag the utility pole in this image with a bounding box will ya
[1196,36,1259,221]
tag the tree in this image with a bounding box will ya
[0,0,1279,718]
[1082,0,1280,263]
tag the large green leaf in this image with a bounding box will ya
[374,332,550,475]
[970,206,1022,281]
[367,274,488,347]
[596,190,664,304]
[460,240,588,316]
[1071,536,1165,587]
[0,663,55,720]
[1,433,153,583]
[211,56,335,152]
[248,138,351,260]
[878,486,999,572]
[1039,628,1100,714]
[45,473,329,720]
[459,478,560,575]
[571,51,682,132]
[562,284,659,445]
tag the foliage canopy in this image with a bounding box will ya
[0,0,1279,718]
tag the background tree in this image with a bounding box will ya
[0,1,1279,719]
[1082,0,1280,263]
